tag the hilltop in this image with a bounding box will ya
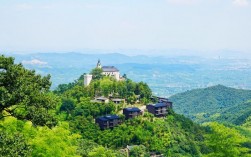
[170,85,251,124]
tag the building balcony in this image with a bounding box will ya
[155,111,167,115]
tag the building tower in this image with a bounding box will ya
[97,59,102,68]
[84,74,92,87]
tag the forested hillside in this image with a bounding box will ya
[170,85,251,124]
[1,55,251,157]
[216,101,251,125]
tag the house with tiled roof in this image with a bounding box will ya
[95,114,121,129]
[156,97,173,108]
[91,96,110,103]
[123,107,142,119]
[146,103,169,117]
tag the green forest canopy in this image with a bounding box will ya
[170,85,251,124]
[1,55,251,157]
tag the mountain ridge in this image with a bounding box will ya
[170,85,251,124]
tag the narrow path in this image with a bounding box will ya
[139,105,146,111]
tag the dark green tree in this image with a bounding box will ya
[0,55,58,126]
[0,132,32,157]
[122,74,127,80]
[90,68,103,80]
[60,98,75,113]
[130,145,149,157]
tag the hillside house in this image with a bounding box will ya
[95,115,121,129]
[146,103,169,117]
[111,98,125,104]
[123,107,142,119]
[157,97,173,108]
[91,96,109,103]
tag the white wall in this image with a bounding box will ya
[84,74,92,86]
[102,72,120,80]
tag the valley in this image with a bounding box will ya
[3,52,251,97]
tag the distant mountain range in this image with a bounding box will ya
[2,52,251,96]
[170,85,251,125]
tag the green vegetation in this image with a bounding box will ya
[55,74,152,105]
[0,131,32,157]
[0,117,80,157]
[0,55,58,127]
[216,100,251,125]
[170,85,251,124]
[1,55,251,156]
[90,68,103,80]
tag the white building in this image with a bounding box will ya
[84,60,121,86]
[97,59,120,81]
[102,66,120,80]
[84,74,93,87]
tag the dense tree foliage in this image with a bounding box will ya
[0,132,32,157]
[216,100,251,125]
[129,145,149,157]
[204,122,250,157]
[0,55,58,126]
[0,117,81,157]
[90,68,103,80]
[1,55,251,156]
[56,83,205,156]
[55,76,152,105]
[243,116,251,128]
[54,74,86,94]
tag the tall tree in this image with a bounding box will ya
[90,68,103,80]
[0,55,58,126]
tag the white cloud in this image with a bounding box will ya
[233,0,249,7]
[22,59,47,65]
[167,0,198,5]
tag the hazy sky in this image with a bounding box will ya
[0,0,251,55]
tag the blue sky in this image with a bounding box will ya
[0,0,250,56]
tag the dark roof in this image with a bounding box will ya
[157,96,168,100]
[148,103,167,108]
[97,115,120,121]
[124,107,141,112]
[97,117,109,121]
[159,99,172,103]
[157,97,169,101]
[102,66,119,72]
[105,115,120,120]
[154,103,168,107]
